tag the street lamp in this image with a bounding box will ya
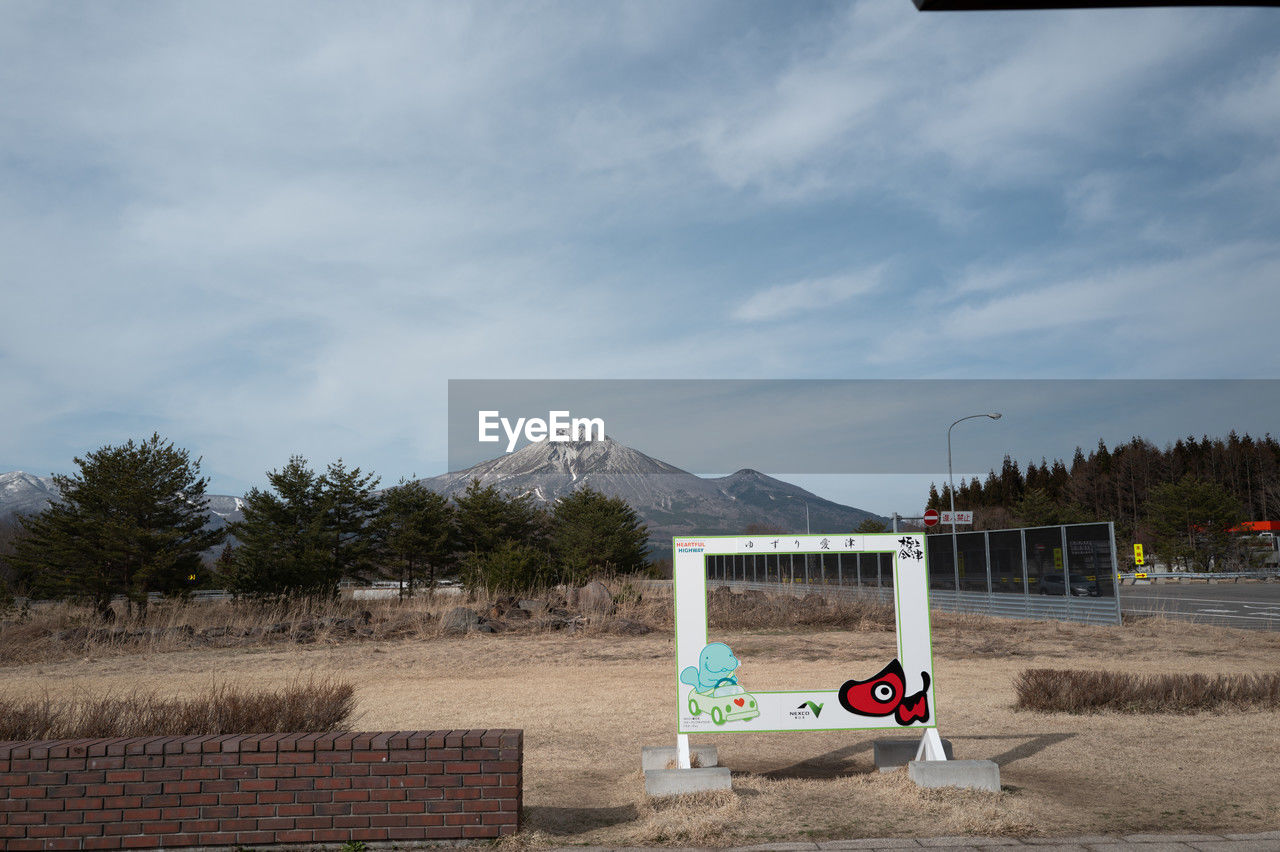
[947,412,1002,592]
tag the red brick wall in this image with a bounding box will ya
[0,729,522,850]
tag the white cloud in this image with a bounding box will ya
[865,241,1280,379]
[732,266,885,323]
[1,2,1279,492]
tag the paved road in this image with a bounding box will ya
[1120,581,1280,630]
[544,830,1280,851]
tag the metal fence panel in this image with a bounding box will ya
[708,522,1122,627]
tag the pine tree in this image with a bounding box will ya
[228,456,332,598]
[550,486,649,583]
[228,456,384,598]
[1144,475,1245,572]
[9,434,223,617]
[318,460,381,583]
[453,478,547,556]
[371,479,455,594]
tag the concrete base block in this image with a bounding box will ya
[908,759,1000,792]
[874,737,953,772]
[644,767,733,797]
[641,745,719,771]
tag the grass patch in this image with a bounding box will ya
[0,677,356,740]
[1014,667,1280,714]
[629,788,743,846]
[705,586,896,632]
[0,579,905,666]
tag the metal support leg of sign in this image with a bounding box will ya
[914,727,949,762]
[677,734,691,769]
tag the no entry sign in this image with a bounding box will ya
[923,508,940,527]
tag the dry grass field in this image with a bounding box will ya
[3,589,1280,846]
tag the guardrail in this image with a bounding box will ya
[1118,571,1279,583]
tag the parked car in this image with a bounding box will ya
[1039,573,1100,596]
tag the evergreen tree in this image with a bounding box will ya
[318,460,381,583]
[550,486,649,582]
[228,456,384,598]
[8,434,223,617]
[453,478,547,556]
[461,540,551,596]
[371,479,455,594]
[922,431,1280,540]
[1144,476,1245,572]
[228,456,332,598]
[0,516,27,606]
[998,456,1024,506]
[1048,459,1070,502]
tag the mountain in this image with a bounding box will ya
[0,472,62,520]
[420,436,885,542]
[0,471,244,532]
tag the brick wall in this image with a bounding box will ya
[0,729,522,850]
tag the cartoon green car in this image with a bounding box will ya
[686,682,760,725]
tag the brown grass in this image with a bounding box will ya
[6,622,1280,843]
[0,579,903,667]
[0,678,356,740]
[630,788,744,845]
[704,586,897,632]
[6,582,1280,843]
[1015,667,1280,714]
[0,595,451,666]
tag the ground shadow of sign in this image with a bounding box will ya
[753,740,877,779]
[954,732,1077,767]
[726,732,1076,780]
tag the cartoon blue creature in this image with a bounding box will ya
[681,642,759,725]
[680,642,740,692]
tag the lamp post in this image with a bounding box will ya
[947,413,1002,592]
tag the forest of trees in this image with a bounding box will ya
[926,432,1280,569]
[222,464,651,599]
[5,430,1277,609]
[1,439,652,611]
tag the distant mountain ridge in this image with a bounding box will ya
[0,470,245,532]
[0,471,62,520]
[419,436,884,541]
[0,437,886,543]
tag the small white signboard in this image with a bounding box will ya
[940,511,973,525]
[673,533,936,734]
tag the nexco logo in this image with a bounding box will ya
[478,410,606,453]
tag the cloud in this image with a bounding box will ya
[864,241,1280,379]
[1,1,1279,498]
[732,266,885,323]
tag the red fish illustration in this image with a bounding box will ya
[837,659,931,726]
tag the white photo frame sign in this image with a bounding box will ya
[673,533,937,734]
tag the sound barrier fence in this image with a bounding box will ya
[704,522,1121,626]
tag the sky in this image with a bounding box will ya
[3,1,1280,516]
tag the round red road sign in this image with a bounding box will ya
[923,508,940,527]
